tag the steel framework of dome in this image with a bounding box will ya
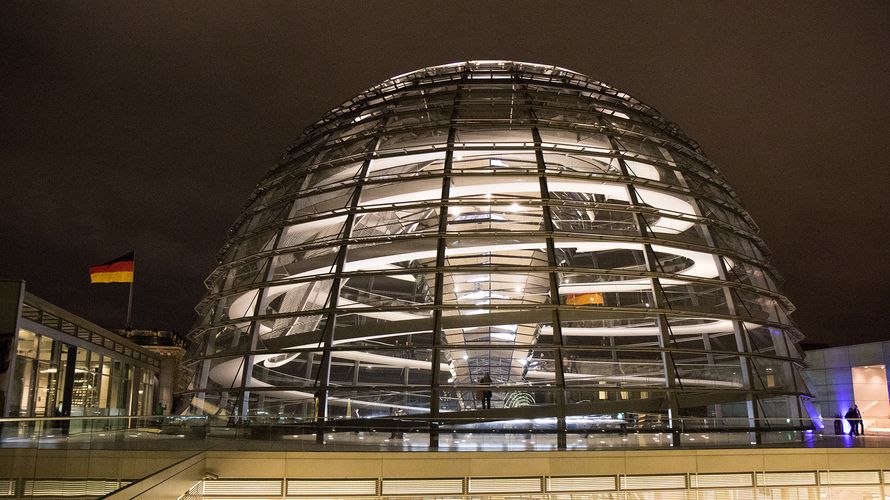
[184,61,812,445]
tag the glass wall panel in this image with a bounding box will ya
[247,350,323,389]
[660,281,731,315]
[9,329,38,416]
[554,240,648,271]
[454,127,532,146]
[550,203,637,237]
[447,202,543,233]
[203,324,250,356]
[35,335,61,416]
[561,315,661,348]
[352,207,439,240]
[270,248,338,283]
[365,151,447,180]
[640,214,709,246]
[734,290,781,323]
[359,177,440,208]
[559,271,655,310]
[333,309,434,346]
[313,136,375,164]
[378,126,449,151]
[289,186,357,219]
[538,127,611,152]
[234,203,291,239]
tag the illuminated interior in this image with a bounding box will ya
[183,61,811,438]
[852,365,890,433]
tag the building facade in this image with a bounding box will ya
[121,329,187,415]
[183,61,811,443]
[805,341,890,435]
[0,280,160,418]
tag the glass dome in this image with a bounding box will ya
[184,61,812,445]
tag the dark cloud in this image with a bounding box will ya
[2,1,888,344]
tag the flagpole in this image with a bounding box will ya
[126,252,135,330]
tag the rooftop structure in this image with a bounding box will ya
[0,280,160,418]
[183,61,812,447]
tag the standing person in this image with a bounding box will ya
[852,404,864,436]
[844,406,859,436]
[389,407,399,440]
[481,372,493,409]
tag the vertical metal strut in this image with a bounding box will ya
[531,126,568,450]
[606,134,683,438]
[314,147,376,443]
[429,82,463,448]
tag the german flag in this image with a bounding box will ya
[89,252,135,283]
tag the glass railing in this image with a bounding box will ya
[0,415,884,453]
[1,415,886,499]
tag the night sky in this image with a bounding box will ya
[2,2,887,346]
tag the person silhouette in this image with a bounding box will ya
[852,404,864,436]
[844,406,859,436]
[481,372,493,409]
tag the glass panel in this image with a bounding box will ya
[744,326,779,356]
[671,351,745,390]
[553,239,648,271]
[221,229,277,265]
[562,348,667,389]
[624,158,681,186]
[234,203,291,239]
[699,198,758,234]
[204,324,253,356]
[257,310,329,345]
[445,235,548,269]
[277,215,347,250]
[386,107,452,128]
[313,136,375,164]
[200,355,247,393]
[722,257,777,292]
[548,177,630,206]
[454,126,532,146]
[248,350,324,389]
[359,177,441,208]
[333,310,434,347]
[10,357,36,416]
[365,151,447,180]
[442,271,550,308]
[538,127,611,152]
[562,315,661,348]
[640,214,709,245]
[270,248,338,283]
[289,186,356,219]
[542,151,618,176]
[344,237,437,272]
[559,271,655,310]
[712,227,765,260]
[299,162,365,192]
[329,387,430,418]
[220,257,270,291]
[550,203,637,237]
[325,118,383,143]
[447,202,542,233]
[660,280,731,315]
[378,125,449,151]
[733,289,780,322]
[352,207,440,239]
[451,174,541,201]
[451,150,538,173]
